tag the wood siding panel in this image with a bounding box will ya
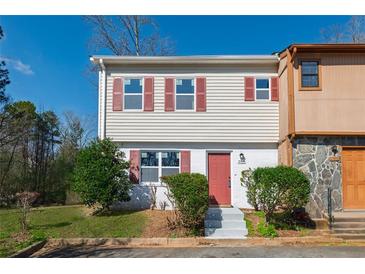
[294,53,365,132]
[278,57,289,141]
[104,66,279,143]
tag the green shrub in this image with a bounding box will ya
[241,169,259,210]
[72,138,132,211]
[257,222,278,238]
[250,166,310,222]
[162,173,208,230]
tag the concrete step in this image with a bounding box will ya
[334,217,365,222]
[204,207,247,239]
[205,207,244,221]
[205,228,248,239]
[332,228,365,234]
[333,222,365,229]
[333,212,365,222]
[205,213,243,221]
[204,219,247,229]
[331,233,365,240]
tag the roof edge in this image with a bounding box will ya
[279,43,365,58]
[90,55,279,65]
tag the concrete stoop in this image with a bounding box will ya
[331,212,365,240]
[205,207,248,239]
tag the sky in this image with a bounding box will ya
[0,15,350,131]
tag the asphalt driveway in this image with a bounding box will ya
[34,246,365,258]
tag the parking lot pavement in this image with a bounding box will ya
[34,245,365,258]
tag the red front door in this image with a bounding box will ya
[208,153,231,205]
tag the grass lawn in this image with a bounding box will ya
[0,205,147,257]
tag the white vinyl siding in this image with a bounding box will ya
[104,65,279,143]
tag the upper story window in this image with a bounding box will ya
[255,78,270,100]
[299,60,322,90]
[176,79,195,110]
[124,78,143,110]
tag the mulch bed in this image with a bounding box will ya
[243,209,326,237]
[141,210,191,238]
[142,209,326,238]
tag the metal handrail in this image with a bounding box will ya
[327,187,334,228]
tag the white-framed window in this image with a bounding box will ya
[255,78,270,101]
[140,151,180,183]
[124,78,143,110]
[175,78,195,110]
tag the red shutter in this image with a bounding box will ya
[129,150,140,184]
[144,77,154,111]
[113,78,123,111]
[165,78,175,111]
[180,151,191,173]
[244,77,255,101]
[271,77,279,101]
[196,77,206,112]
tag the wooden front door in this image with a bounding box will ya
[208,153,231,206]
[342,148,365,209]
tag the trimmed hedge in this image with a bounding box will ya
[162,173,208,230]
[246,166,310,221]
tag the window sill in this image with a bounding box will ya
[174,110,196,112]
[299,87,322,91]
[139,181,167,187]
[122,109,144,112]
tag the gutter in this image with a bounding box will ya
[90,55,279,66]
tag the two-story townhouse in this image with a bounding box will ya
[91,55,280,210]
[278,44,365,219]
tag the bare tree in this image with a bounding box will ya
[16,191,40,233]
[348,16,365,43]
[321,16,365,43]
[84,16,175,87]
[85,16,175,56]
[60,111,95,149]
[320,24,345,43]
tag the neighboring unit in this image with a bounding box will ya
[278,44,365,219]
[91,55,279,210]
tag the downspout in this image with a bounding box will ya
[99,58,106,140]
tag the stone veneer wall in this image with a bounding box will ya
[293,136,365,218]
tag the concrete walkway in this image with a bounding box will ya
[34,246,365,258]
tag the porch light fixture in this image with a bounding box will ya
[239,153,246,164]
[331,145,338,156]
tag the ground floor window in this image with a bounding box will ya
[141,151,180,183]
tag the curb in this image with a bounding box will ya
[10,240,47,258]
[44,236,351,249]
[29,236,365,257]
